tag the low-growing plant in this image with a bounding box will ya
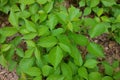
[0,0,120,80]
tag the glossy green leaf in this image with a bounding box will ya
[79,0,85,7]
[37,0,47,4]
[19,58,34,71]
[42,65,53,76]
[84,59,98,68]
[101,0,116,7]
[89,72,102,80]
[59,43,71,53]
[78,67,88,80]
[102,62,113,76]
[69,32,89,46]
[87,42,105,57]
[19,0,35,5]
[68,6,81,21]
[102,76,113,80]
[38,25,49,36]
[38,36,57,48]
[16,48,24,57]
[1,44,11,52]
[8,11,18,26]
[48,46,63,68]
[71,45,83,66]
[44,1,54,13]
[23,32,37,39]
[25,19,36,32]
[24,67,41,76]
[24,48,34,58]
[0,27,18,37]
[84,7,91,16]
[61,62,72,80]
[89,22,108,38]
[90,0,100,8]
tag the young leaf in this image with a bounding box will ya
[79,0,85,7]
[25,19,36,32]
[23,32,37,40]
[69,32,89,46]
[89,72,102,80]
[48,46,63,68]
[19,58,34,71]
[38,25,49,36]
[37,36,57,48]
[102,62,114,76]
[42,65,53,76]
[102,76,113,80]
[44,1,54,13]
[87,42,105,58]
[68,6,81,21]
[8,11,18,26]
[1,44,11,52]
[84,7,91,16]
[71,45,83,66]
[19,0,35,5]
[101,0,116,7]
[78,67,88,80]
[24,48,34,58]
[24,67,41,76]
[90,0,100,8]
[16,48,24,57]
[89,22,108,38]
[51,28,64,36]
[84,59,98,68]
[47,75,64,80]
[37,0,47,4]
[0,55,7,68]
[33,76,42,80]
[59,43,71,53]
[61,63,73,80]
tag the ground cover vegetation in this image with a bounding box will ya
[0,0,120,80]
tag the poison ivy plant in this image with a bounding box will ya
[0,0,120,79]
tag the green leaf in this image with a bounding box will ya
[16,48,24,57]
[84,7,91,16]
[47,75,64,80]
[19,58,34,71]
[39,10,47,22]
[34,48,41,63]
[84,59,98,68]
[33,76,42,80]
[89,22,108,38]
[61,63,72,80]
[38,25,49,36]
[71,45,83,66]
[8,11,18,26]
[37,0,48,4]
[47,14,58,30]
[89,72,102,80]
[25,19,36,32]
[59,43,71,53]
[90,0,100,8]
[87,42,105,58]
[52,28,65,36]
[113,71,120,80]
[0,55,7,68]
[1,44,11,52]
[23,32,37,39]
[38,36,57,48]
[69,32,89,46]
[24,67,41,76]
[26,40,36,47]
[79,0,85,7]
[24,48,34,58]
[29,3,39,14]
[19,0,35,5]
[44,1,54,13]
[101,0,116,7]
[0,27,18,37]
[48,46,63,68]
[102,76,113,80]
[78,67,88,80]
[102,62,113,76]
[42,65,53,76]
[93,7,103,17]
[68,6,81,21]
